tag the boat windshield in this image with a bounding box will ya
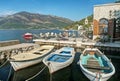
[60,51,71,54]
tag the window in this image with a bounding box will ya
[99,18,108,34]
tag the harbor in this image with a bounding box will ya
[0,37,120,81]
[0,0,120,81]
[0,29,119,81]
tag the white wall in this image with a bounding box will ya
[94,3,120,21]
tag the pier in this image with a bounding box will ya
[33,38,120,52]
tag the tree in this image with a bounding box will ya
[115,0,120,3]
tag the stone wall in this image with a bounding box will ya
[0,40,20,47]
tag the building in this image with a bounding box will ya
[85,17,88,25]
[93,3,120,42]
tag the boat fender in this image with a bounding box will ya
[48,62,51,65]
[109,59,111,62]
[77,61,80,65]
[96,72,102,79]
[95,72,99,79]
[99,73,102,79]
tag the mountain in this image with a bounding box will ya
[0,11,74,29]
[65,15,93,30]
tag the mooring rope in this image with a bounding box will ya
[48,62,53,81]
[25,66,47,81]
[50,72,52,81]
[0,60,8,68]
[6,65,12,81]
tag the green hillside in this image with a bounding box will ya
[65,15,93,30]
[115,0,120,3]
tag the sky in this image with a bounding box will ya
[0,0,116,21]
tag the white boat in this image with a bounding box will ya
[79,48,115,81]
[9,45,54,71]
[43,47,75,73]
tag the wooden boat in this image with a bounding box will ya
[43,47,75,73]
[9,45,54,71]
[79,48,115,81]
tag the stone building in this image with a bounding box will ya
[93,3,120,42]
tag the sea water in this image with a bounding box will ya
[0,29,78,42]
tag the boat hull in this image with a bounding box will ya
[80,63,113,81]
[44,54,74,73]
[79,48,115,81]
[10,56,43,71]
[10,45,54,71]
[43,47,75,73]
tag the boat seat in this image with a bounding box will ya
[33,51,42,55]
[83,64,111,70]
[88,59,98,61]
[87,57,98,62]
[54,57,60,61]
[33,49,48,55]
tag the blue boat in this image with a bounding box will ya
[43,47,75,73]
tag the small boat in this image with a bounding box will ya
[43,47,75,73]
[79,48,115,81]
[9,45,54,71]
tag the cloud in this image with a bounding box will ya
[0,10,16,17]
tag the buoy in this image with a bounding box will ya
[23,33,33,41]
